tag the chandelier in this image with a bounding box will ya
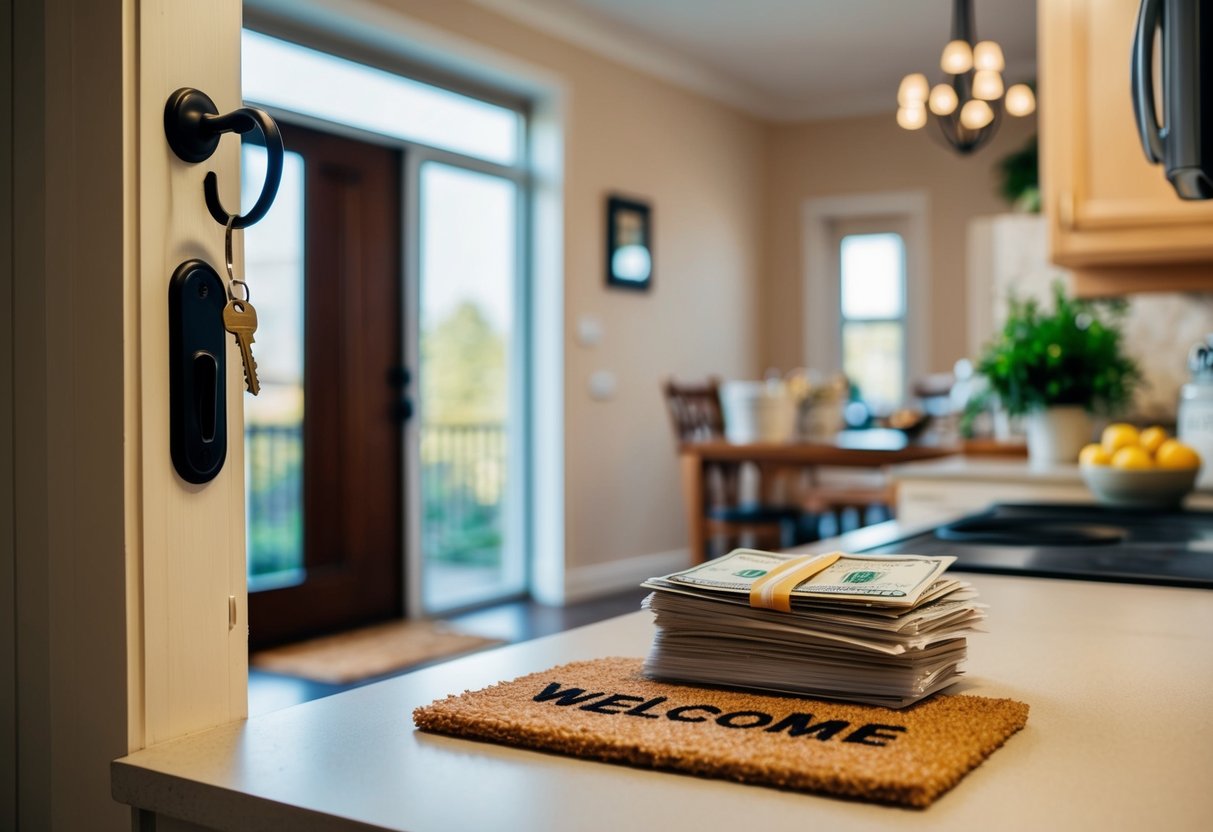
[896,0,1036,154]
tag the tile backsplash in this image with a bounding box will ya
[1123,293,1213,420]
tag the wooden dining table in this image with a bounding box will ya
[678,430,959,561]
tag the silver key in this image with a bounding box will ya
[223,299,261,395]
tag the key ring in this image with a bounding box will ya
[224,214,251,304]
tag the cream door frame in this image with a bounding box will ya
[134,0,247,750]
[5,1,245,828]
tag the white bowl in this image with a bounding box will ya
[1080,464,1199,508]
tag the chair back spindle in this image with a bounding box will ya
[662,377,724,443]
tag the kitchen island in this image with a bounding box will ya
[113,535,1213,831]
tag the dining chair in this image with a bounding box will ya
[662,377,803,557]
[800,468,895,539]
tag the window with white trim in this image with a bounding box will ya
[835,223,908,414]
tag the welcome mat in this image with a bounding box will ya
[413,657,1028,808]
[252,620,503,685]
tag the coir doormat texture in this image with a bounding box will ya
[251,620,502,685]
[413,657,1028,808]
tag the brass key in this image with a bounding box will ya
[223,299,261,395]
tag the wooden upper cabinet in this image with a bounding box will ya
[1040,0,1213,292]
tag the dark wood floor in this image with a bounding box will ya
[248,588,651,716]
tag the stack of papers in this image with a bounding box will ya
[641,549,985,708]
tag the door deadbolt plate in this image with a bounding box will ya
[169,259,228,484]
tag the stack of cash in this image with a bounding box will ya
[641,549,985,708]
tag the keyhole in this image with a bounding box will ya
[193,351,218,443]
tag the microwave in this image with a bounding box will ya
[1132,0,1213,199]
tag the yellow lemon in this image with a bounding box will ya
[1079,443,1111,465]
[1155,439,1202,470]
[1101,423,1140,455]
[1111,446,1153,470]
[1139,426,1168,455]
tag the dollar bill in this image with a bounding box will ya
[658,549,955,608]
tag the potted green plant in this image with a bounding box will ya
[976,283,1141,467]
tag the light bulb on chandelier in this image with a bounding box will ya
[929,84,959,116]
[897,105,928,130]
[972,70,1004,101]
[972,41,1005,72]
[960,99,995,130]
[898,73,929,106]
[1004,84,1037,117]
[940,40,973,74]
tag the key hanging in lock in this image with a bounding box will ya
[222,214,262,396]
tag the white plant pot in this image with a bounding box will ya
[1025,406,1093,468]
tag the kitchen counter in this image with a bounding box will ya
[891,457,1090,484]
[889,458,1213,525]
[113,531,1213,831]
[893,455,1213,492]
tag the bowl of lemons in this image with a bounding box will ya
[1080,424,1202,508]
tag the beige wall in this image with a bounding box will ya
[763,112,1038,376]
[356,1,768,572]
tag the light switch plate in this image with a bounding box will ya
[576,315,604,347]
[589,370,617,400]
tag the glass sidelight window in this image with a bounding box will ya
[242,146,306,590]
[418,163,524,611]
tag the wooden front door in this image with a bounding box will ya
[248,121,405,649]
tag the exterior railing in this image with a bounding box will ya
[245,420,505,578]
[420,422,506,567]
[246,423,304,578]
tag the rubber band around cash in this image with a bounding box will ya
[413,657,1030,808]
[748,552,842,612]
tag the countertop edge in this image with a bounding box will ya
[112,754,395,832]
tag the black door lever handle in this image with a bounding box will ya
[163,87,284,229]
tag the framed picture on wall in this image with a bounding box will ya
[605,195,653,291]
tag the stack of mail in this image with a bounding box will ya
[641,549,984,708]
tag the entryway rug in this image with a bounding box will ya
[413,657,1029,808]
[251,620,503,684]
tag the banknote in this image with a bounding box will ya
[659,549,955,608]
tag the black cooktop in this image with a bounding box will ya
[859,503,1213,589]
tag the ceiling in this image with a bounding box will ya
[472,0,1038,121]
